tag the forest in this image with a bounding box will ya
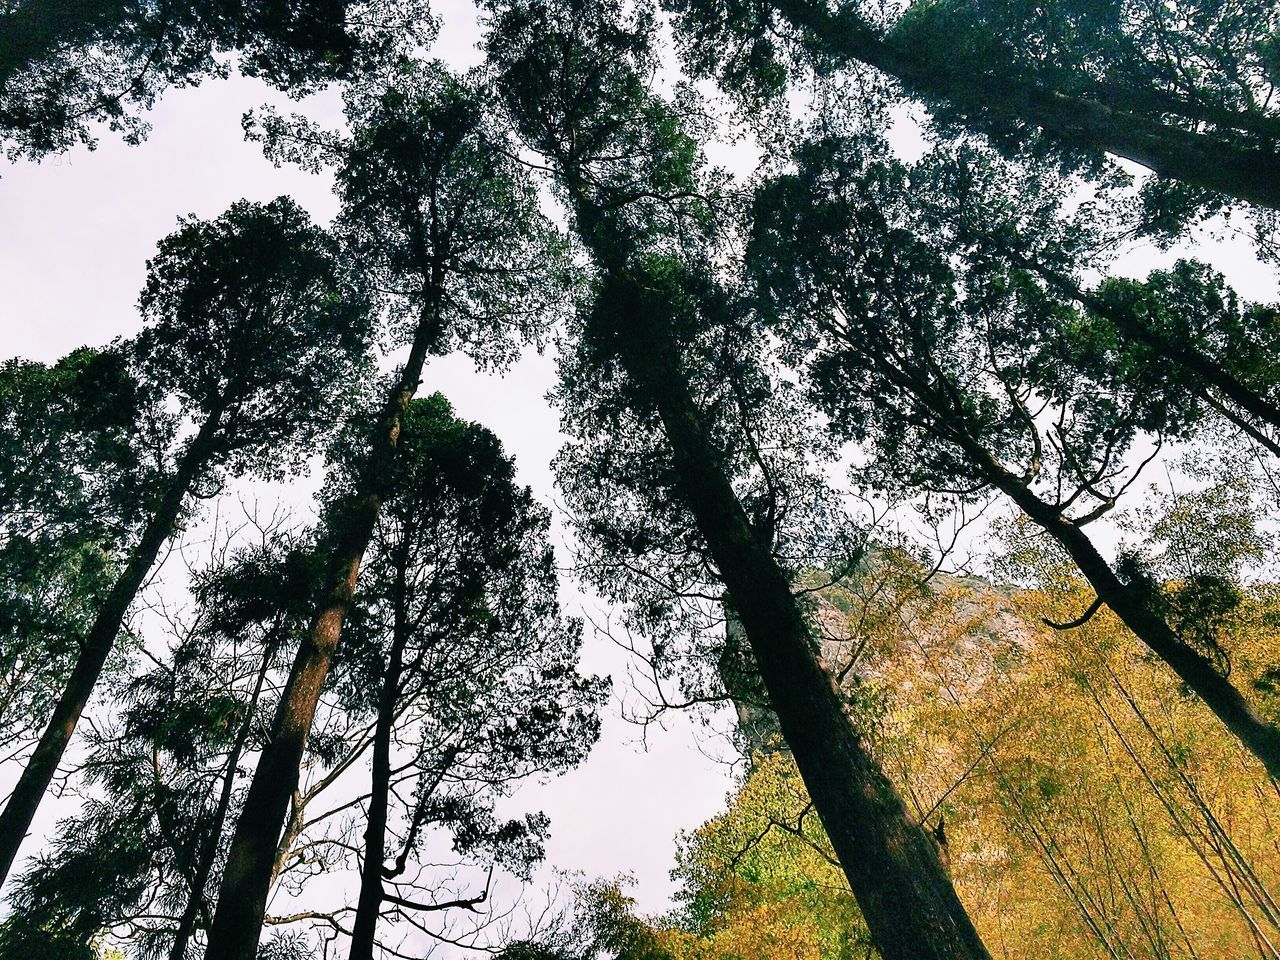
[1,0,1279,957]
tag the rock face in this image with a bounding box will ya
[724,558,1037,759]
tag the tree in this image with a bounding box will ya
[899,148,1280,447]
[667,751,867,959]
[0,347,151,767]
[0,0,433,160]
[0,195,370,891]
[746,130,1280,777]
[205,62,567,960]
[288,395,605,960]
[0,517,322,960]
[484,1,991,956]
[666,0,1280,212]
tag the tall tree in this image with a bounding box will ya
[746,131,1280,776]
[0,196,370,891]
[205,63,567,960]
[484,1,992,956]
[0,519,320,960]
[667,0,1280,212]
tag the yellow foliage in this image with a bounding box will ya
[622,547,1280,960]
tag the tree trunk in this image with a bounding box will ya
[547,133,989,952]
[611,300,992,959]
[0,413,220,892]
[204,305,438,960]
[346,595,408,960]
[169,647,274,960]
[952,429,1280,779]
[767,0,1280,210]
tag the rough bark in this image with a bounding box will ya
[611,298,992,959]
[0,412,221,892]
[204,305,438,960]
[768,0,1280,210]
[566,173,989,955]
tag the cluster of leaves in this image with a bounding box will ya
[0,0,435,159]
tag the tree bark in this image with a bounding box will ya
[204,302,438,960]
[767,0,1280,210]
[610,296,992,959]
[346,593,407,960]
[350,552,409,960]
[544,121,990,948]
[0,412,221,892]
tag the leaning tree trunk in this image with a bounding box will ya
[564,158,990,953]
[0,411,222,892]
[765,0,1280,210]
[997,248,1280,438]
[204,300,440,960]
[950,427,1280,780]
[609,293,992,960]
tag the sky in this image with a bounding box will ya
[0,1,741,944]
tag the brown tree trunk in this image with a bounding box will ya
[346,594,407,960]
[951,429,1280,779]
[572,230,991,956]
[204,305,438,960]
[0,413,221,892]
[545,122,991,949]
[767,0,1280,210]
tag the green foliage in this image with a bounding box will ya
[0,347,154,755]
[487,0,861,723]
[258,394,609,950]
[0,528,313,959]
[0,0,434,160]
[748,132,1280,522]
[667,0,1280,214]
[6,2,1280,958]
[250,59,568,369]
[135,195,373,482]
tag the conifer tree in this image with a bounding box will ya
[0,0,433,160]
[0,347,151,764]
[668,0,1280,211]
[485,1,991,956]
[747,133,1280,777]
[323,394,604,960]
[0,522,318,960]
[0,196,370,891]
